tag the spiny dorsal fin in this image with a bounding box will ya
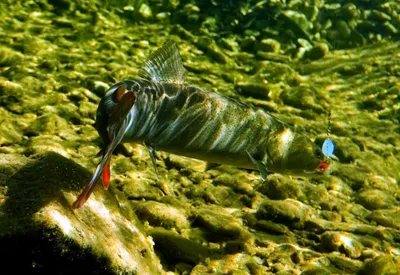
[138,40,186,84]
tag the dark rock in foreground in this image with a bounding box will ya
[0,153,163,275]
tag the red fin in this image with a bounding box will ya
[73,92,134,209]
[102,160,110,190]
[72,179,98,209]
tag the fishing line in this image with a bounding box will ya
[322,110,334,158]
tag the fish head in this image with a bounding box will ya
[270,129,328,175]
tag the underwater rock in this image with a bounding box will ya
[149,227,214,264]
[320,232,364,258]
[24,135,71,158]
[194,205,249,240]
[306,43,329,60]
[235,82,270,100]
[356,189,397,210]
[0,108,26,146]
[281,10,313,38]
[358,255,400,275]
[368,10,391,22]
[257,38,281,53]
[257,174,303,200]
[383,22,398,35]
[255,220,289,235]
[221,37,240,52]
[0,46,24,66]
[340,3,360,21]
[138,3,153,20]
[224,240,255,255]
[327,253,362,273]
[0,152,163,274]
[366,208,400,230]
[134,200,190,231]
[256,199,309,228]
[195,36,230,64]
[280,85,324,112]
[301,267,332,275]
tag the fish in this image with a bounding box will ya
[72,40,330,209]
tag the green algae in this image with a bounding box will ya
[0,0,399,274]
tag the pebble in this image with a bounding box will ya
[301,267,332,275]
[367,208,400,230]
[25,135,68,157]
[195,36,229,64]
[335,20,352,38]
[320,232,364,258]
[138,3,153,19]
[257,38,280,53]
[0,46,23,66]
[383,22,398,34]
[256,220,288,235]
[224,240,254,254]
[306,43,329,60]
[282,10,313,36]
[155,12,170,21]
[257,174,302,200]
[358,255,400,275]
[194,206,248,239]
[149,227,212,264]
[134,200,190,231]
[369,10,392,22]
[327,253,362,273]
[25,113,69,136]
[235,82,270,100]
[356,189,397,210]
[256,199,309,228]
[340,3,360,21]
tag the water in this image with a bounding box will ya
[0,0,399,274]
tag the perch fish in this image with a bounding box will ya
[73,41,330,209]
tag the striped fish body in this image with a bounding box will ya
[101,78,323,175]
[72,41,327,209]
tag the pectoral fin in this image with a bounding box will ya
[145,142,159,180]
[73,117,129,209]
[246,151,269,181]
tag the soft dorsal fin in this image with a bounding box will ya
[138,40,186,84]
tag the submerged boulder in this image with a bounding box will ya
[0,152,164,274]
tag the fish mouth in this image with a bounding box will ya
[302,160,330,175]
[318,160,330,174]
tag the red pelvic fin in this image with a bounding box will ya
[102,160,111,190]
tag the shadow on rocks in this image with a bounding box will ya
[0,152,163,275]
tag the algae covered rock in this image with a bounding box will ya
[134,200,190,231]
[356,189,397,210]
[358,255,400,275]
[320,231,364,258]
[0,153,163,274]
[149,227,215,264]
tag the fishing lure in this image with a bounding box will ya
[320,110,334,173]
[73,41,330,208]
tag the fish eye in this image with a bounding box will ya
[315,148,322,158]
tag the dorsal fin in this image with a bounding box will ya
[138,40,186,84]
